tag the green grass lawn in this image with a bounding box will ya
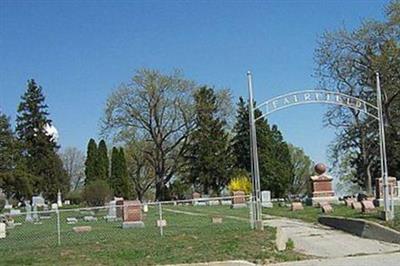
[0,205,306,265]
[263,203,400,231]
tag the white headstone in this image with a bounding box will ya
[51,203,58,210]
[143,203,148,213]
[32,195,45,207]
[4,199,12,210]
[64,200,71,205]
[261,190,273,208]
[397,181,400,197]
[9,209,21,216]
[108,200,117,217]
[67,217,78,224]
[57,191,62,207]
[25,201,33,222]
[0,222,5,239]
[32,204,39,222]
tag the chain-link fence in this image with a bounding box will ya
[0,196,252,251]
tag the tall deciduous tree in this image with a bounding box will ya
[102,69,196,200]
[60,147,85,190]
[315,1,400,192]
[125,140,155,202]
[187,87,233,195]
[84,138,98,185]
[287,144,314,195]
[16,79,69,200]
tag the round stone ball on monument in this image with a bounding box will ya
[314,163,327,175]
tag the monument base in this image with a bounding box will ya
[308,196,339,207]
[122,221,145,229]
[262,202,273,208]
[374,198,400,207]
[231,203,247,209]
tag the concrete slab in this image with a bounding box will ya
[270,252,400,266]
[263,215,400,258]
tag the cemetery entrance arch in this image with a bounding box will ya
[246,72,391,230]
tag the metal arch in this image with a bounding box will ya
[254,90,379,121]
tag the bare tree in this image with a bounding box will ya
[101,69,196,200]
[315,2,400,192]
[125,140,155,201]
[60,147,85,191]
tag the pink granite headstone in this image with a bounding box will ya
[291,202,304,211]
[351,202,362,211]
[361,200,375,213]
[321,204,333,213]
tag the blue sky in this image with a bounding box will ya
[0,0,388,165]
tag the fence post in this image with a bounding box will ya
[158,202,163,236]
[56,209,61,246]
[249,196,254,229]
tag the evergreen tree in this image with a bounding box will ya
[0,112,15,172]
[97,139,109,181]
[15,79,69,200]
[110,147,131,198]
[118,147,131,198]
[0,111,35,200]
[187,87,233,195]
[84,138,98,185]
[231,97,293,198]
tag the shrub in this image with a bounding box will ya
[66,190,83,205]
[228,170,252,194]
[83,180,112,206]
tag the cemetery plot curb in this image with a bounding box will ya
[318,216,400,244]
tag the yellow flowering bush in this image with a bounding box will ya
[228,174,252,194]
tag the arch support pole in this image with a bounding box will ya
[247,71,263,230]
[376,73,392,221]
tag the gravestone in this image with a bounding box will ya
[122,200,145,229]
[32,195,45,207]
[115,197,124,218]
[212,216,223,224]
[143,203,148,213]
[9,209,21,216]
[221,200,231,205]
[64,200,71,205]
[25,201,33,223]
[32,204,39,222]
[84,216,97,222]
[51,203,58,210]
[291,202,304,211]
[309,163,339,206]
[57,190,63,207]
[351,201,362,211]
[375,177,398,198]
[0,222,5,239]
[157,219,167,227]
[361,200,375,213]
[375,177,399,206]
[397,181,400,196]
[192,192,201,206]
[4,199,12,210]
[231,191,246,208]
[261,190,273,208]
[73,226,92,233]
[344,198,354,207]
[67,217,78,224]
[321,204,333,213]
[40,205,51,219]
[105,200,117,221]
